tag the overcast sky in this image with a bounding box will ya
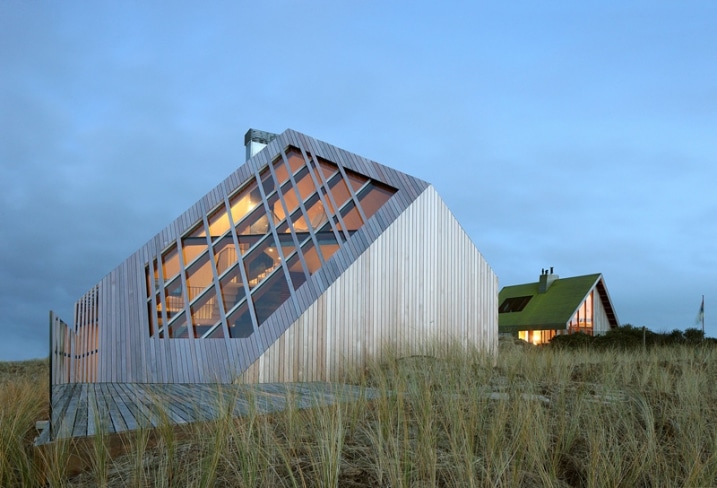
[2,1,716,360]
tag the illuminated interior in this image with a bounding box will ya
[145,147,397,339]
[568,290,594,334]
[517,291,595,345]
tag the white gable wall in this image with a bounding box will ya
[593,283,613,335]
[239,186,498,383]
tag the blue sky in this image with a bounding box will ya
[1,1,715,360]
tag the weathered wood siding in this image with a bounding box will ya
[238,186,498,383]
[54,129,497,384]
[50,311,72,385]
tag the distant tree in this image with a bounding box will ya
[548,324,715,350]
[684,328,705,343]
[669,329,685,343]
[549,332,593,349]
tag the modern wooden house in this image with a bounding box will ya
[51,129,498,385]
[498,269,619,345]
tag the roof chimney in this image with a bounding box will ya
[538,267,558,293]
[244,129,278,161]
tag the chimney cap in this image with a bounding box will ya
[244,128,277,146]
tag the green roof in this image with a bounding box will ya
[498,274,602,333]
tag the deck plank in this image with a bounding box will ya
[71,384,88,438]
[143,384,193,424]
[56,383,82,439]
[115,383,154,430]
[86,386,97,437]
[115,383,161,428]
[94,384,117,435]
[102,383,129,434]
[107,383,140,431]
[39,382,375,446]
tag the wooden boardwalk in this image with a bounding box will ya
[35,382,379,446]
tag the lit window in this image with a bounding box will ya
[146,145,398,339]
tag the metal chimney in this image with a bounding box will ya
[244,129,278,161]
[538,267,558,293]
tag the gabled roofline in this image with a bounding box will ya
[595,276,620,328]
[498,272,620,332]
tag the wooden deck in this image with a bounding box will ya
[35,382,379,446]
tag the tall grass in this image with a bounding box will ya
[4,346,717,487]
[0,360,48,486]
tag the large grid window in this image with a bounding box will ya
[568,291,594,335]
[145,146,398,339]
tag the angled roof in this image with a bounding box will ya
[144,129,430,346]
[499,273,613,332]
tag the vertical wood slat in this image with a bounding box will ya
[238,186,498,383]
[59,129,483,385]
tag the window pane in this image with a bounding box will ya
[290,206,311,234]
[301,239,322,275]
[163,278,184,321]
[346,169,368,192]
[145,264,153,299]
[279,182,300,215]
[259,167,275,195]
[244,236,282,290]
[237,206,270,236]
[358,181,396,220]
[285,148,305,174]
[228,180,262,228]
[185,253,214,301]
[147,301,156,336]
[252,272,291,325]
[206,324,225,338]
[161,245,180,281]
[182,238,207,267]
[155,292,163,329]
[190,287,221,337]
[168,312,189,339]
[294,195,327,232]
[316,224,340,263]
[276,220,291,234]
[182,223,208,265]
[321,188,336,215]
[313,158,338,180]
[340,201,364,231]
[327,174,352,210]
[305,196,328,231]
[213,236,237,277]
[206,203,232,239]
[286,253,307,290]
[145,269,152,302]
[227,302,254,338]
[236,206,271,254]
[219,264,246,313]
[273,158,290,186]
[265,193,283,225]
[276,232,296,258]
[498,296,532,313]
[331,215,345,233]
[294,167,316,202]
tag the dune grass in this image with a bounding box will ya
[4,345,717,487]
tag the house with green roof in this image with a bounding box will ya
[498,269,619,345]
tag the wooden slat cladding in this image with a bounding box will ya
[50,311,72,385]
[51,285,99,385]
[54,129,496,385]
[238,186,498,383]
